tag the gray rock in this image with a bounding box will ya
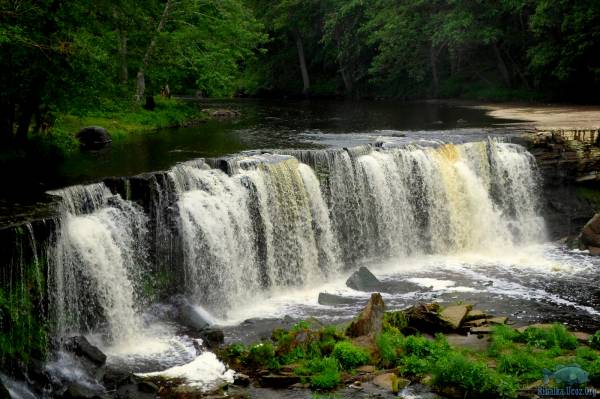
[346,267,381,292]
[346,293,386,338]
[318,292,355,306]
[177,300,210,331]
[116,375,157,399]
[199,328,224,349]
[63,382,104,399]
[259,374,301,388]
[234,373,251,387]
[65,336,107,366]
[76,126,112,149]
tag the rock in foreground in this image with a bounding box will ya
[346,293,385,337]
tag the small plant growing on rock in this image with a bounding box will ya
[296,357,341,390]
[331,341,370,370]
[589,330,600,349]
[245,342,279,369]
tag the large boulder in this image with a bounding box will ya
[116,375,158,399]
[76,126,112,149]
[439,305,471,330]
[346,293,386,338]
[65,336,107,367]
[346,267,381,292]
[63,382,105,399]
[175,299,211,331]
[580,213,600,254]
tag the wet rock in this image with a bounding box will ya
[176,299,210,331]
[439,304,470,330]
[318,292,355,306]
[203,108,241,119]
[346,267,381,292]
[233,373,250,387]
[259,374,301,388]
[199,328,225,349]
[402,303,443,333]
[116,375,157,399]
[470,326,493,335]
[346,293,385,338]
[64,382,105,399]
[581,214,600,253]
[464,319,487,328]
[574,331,592,344]
[356,365,376,373]
[76,126,112,149]
[0,381,9,398]
[464,309,487,321]
[487,316,508,325]
[372,373,409,393]
[65,336,107,366]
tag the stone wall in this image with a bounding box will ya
[521,129,600,239]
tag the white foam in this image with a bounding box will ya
[138,352,235,392]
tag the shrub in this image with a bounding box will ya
[517,324,577,350]
[245,342,278,369]
[433,352,518,398]
[296,357,341,390]
[590,330,600,350]
[497,350,543,379]
[400,354,430,377]
[384,311,408,331]
[377,331,404,367]
[331,341,370,369]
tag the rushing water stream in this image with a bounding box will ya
[3,101,600,397]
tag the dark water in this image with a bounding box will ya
[0,99,522,226]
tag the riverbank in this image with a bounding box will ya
[49,98,208,153]
[472,103,600,129]
[136,293,600,399]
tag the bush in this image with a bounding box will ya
[245,342,278,369]
[433,352,518,398]
[497,350,543,378]
[517,324,577,350]
[590,330,600,350]
[377,331,404,367]
[331,341,370,369]
[296,357,341,390]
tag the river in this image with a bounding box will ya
[2,100,599,398]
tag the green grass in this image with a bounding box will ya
[220,317,600,396]
[331,341,370,370]
[49,97,203,152]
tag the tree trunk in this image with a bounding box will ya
[340,67,353,95]
[492,42,511,87]
[0,97,14,143]
[15,103,35,145]
[293,29,310,96]
[119,31,128,84]
[135,0,172,100]
[430,44,439,97]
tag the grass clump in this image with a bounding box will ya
[244,342,279,369]
[296,357,341,390]
[331,341,370,370]
[376,330,404,367]
[589,330,600,350]
[516,324,577,350]
[433,352,518,398]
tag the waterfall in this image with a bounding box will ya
[44,139,545,331]
[48,184,148,341]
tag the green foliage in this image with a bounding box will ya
[0,259,48,367]
[383,311,408,332]
[376,330,404,367]
[245,342,279,369]
[590,330,600,350]
[296,357,341,390]
[331,341,369,370]
[517,324,577,350]
[433,352,518,398]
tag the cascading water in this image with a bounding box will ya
[44,139,545,336]
[48,183,149,341]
